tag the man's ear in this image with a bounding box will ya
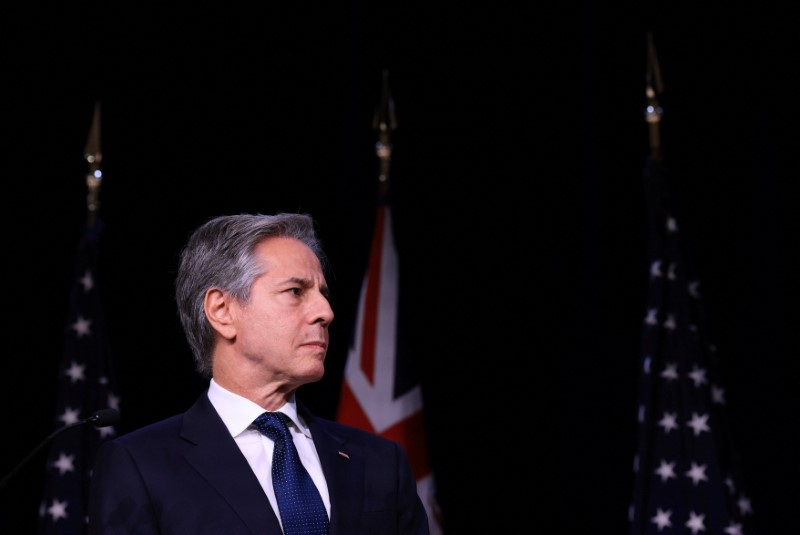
[204,288,237,340]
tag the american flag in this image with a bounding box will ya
[336,199,443,534]
[628,156,755,534]
[38,218,120,534]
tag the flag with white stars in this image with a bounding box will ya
[38,219,120,534]
[629,157,754,535]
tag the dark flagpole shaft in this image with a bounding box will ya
[372,69,397,195]
[84,101,102,228]
[645,32,664,162]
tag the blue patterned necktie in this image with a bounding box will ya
[253,411,329,535]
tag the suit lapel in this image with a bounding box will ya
[300,403,364,535]
[181,393,283,534]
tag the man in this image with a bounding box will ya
[88,213,429,534]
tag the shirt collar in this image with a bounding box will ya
[207,378,311,438]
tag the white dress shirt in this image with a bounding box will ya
[206,378,331,528]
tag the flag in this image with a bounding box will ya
[38,218,120,534]
[336,198,444,534]
[628,156,754,535]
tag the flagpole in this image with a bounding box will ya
[38,98,120,535]
[372,69,397,195]
[644,32,664,162]
[84,101,102,228]
[336,69,444,534]
[629,32,755,535]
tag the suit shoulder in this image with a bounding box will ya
[112,413,184,446]
[312,416,398,448]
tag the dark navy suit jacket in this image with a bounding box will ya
[88,392,429,534]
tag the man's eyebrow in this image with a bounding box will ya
[286,277,312,287]
[286,277,330,299]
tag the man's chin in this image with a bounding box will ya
[298,362,325,384]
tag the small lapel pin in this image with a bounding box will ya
[338,451,350,460]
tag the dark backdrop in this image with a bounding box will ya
[2,3,797,534]
[2,3,542,533]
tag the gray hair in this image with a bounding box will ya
[175,213,328,377]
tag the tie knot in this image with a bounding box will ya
[253,411,292,442]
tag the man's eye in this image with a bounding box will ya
[288,287,302,296]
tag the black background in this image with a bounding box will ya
[3,3,540,533]
[2,3,797,534]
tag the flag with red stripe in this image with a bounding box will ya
[337,201,443,533]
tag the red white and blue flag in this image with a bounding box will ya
[628,157,754,534]
[337,201,443,534]
[38,219,120,534]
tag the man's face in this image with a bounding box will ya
[231,236,333,387]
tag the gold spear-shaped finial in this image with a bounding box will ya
[84,101,103,227]
[644,32,665,161]
[372,69,397,196]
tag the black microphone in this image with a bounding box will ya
[0,408,120,490]
[85,408,121,427]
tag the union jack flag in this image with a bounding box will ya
[336,197,443,534]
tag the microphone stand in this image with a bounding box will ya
[0,408,119,490]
